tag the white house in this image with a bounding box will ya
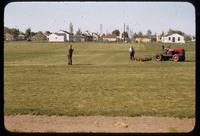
[191,36,195,42]
[48,33,66,42]
[61,30,74,42]
[91,33,100,41]
[82,31,100,41]
[18,34,25,40]
[48,30,73,42]
[161,33,185,44]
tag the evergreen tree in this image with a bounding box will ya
[112,29,120,36]
[25,28,31,40]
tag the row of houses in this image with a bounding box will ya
[5,33,25,41]
[47,30,122,42]
[5,30,195,44]
[46,31,192,44]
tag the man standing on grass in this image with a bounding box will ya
[67,45,74,65]
[129,46,135,61]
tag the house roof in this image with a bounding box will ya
[44,33,51,36]
[54,33,66,36]
[82,31,100,37]
[60,30,73,35]
[163,33,184,37]
[82,31,93,36]
[102,34,117,38]
[51,30,73,36]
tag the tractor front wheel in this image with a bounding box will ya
[155,54,163,61]
[172,54,179,62]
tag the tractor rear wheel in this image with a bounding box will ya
[172,54,179,62]
[155,54,163,61]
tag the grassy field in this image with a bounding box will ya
[4,41,195,118]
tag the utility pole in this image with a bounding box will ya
[100,24,102,35]
[124,23,125,42]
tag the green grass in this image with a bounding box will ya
[4,41,195,118]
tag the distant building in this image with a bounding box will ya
[92,33,100,41]
[44,33,51,40]
[101,34,117,42]
[4,33,15,41]
[191,36,195,42]
[73,35,85,42]
[31,32,47,41]
[61,30,74,42]
[134,36,151,43]
[156,35,162,43]
[48,33,66,42]
[18,34,25,40]
[81,31,100,41]
[161,33,185,44]
[82,31,93,41]
[48,30,73,42]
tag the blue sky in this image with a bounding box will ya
[4,2,195,36]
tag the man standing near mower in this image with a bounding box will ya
[67,45,74,65]
[129,46,135,61]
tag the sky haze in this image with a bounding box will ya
[4,2,195,36]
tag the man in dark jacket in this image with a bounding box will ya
[129,46,135,61]
[67,45,74,65]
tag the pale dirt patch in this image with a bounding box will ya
[4,115,195,133]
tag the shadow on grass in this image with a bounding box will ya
[70,64,93,66]
[184,60,196,62]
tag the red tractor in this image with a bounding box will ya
[155,48,185,62]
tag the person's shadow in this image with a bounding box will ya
[72,64,92,65]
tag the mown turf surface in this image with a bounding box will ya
[4,42,195,118]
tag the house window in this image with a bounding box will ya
[178,37,180,41]
[168,37,171,40]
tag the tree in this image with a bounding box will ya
[112,29,120,36]
[11,28,19,39]
[160,31,165,36]
[126,25,129,36]
[122,32,129,38]
[146,29,152,37]
[167,29,174,35]
[167,29,184,35]
[75,28,82,42]
[184,34,192,42]
[122,32,129,42]
[133,33,138,38]
[131,33,138,42]
[25,28,31,40]
[4,26,10,34]
[138,31,143,36]
[44,31,51,36]
[31,32,36,37]
[76,28,82,35]
[69,22,74,34]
